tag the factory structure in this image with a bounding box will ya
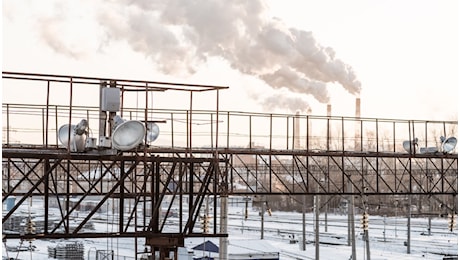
[2,72,458,259]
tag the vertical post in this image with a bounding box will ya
[216,89,228,260]
[219,195,228,260]
[315,195,320,260]
[54,106,59,146]
[286,116,289,150]
[326,117,330,151]
[107,81,117,139]
[305,113,310,252]
[324,199,328,233]
[407,195,411,254]
[395,197,398,238]
[134,166,139,260]
[261,197,265,240]
[269,115,273,193]
[226,112,230,150]
[365,213,371,260]
[65,160,70,234]
[292,115,295,149]
[66,78,74,152]
[205,195,210,233]
[99,81,107,142]
[45,81,50,147]
[210,113,214,148]
[383,215,387,242]
[294,112,300,149]
[188,162,194,234]
[269,114,273,151]
[349,182,356,260]
[120,160,125,233]
[249,115,252,148]
[302,195,306,251]
[376,119,380,193]
[144,83,149,152]
[171,113,174,148]
[306,114,310,150]
[392,121,396,152]
[6,104,10,146]
[120,86,124,116]
[154,160,161,232]
[44,159,50,235]
[189,91,193,153]
[428,212,432,236]
[179,163,183,233]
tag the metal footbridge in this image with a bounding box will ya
[2,72,457,258]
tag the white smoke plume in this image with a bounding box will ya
[252,87,313,113]
[15,0,362,113]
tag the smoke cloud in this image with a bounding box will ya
[28,0,362,112]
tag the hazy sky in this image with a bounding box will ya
[2,0,459,121]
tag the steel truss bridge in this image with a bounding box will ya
[2,72,458,259]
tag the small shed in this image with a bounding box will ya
[192,240,219,253]
[191,240,218,260]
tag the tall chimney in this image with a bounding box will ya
[327,104,331,117]
[355,97,361,151]
[294,111,300,149]
[355,98,361,118]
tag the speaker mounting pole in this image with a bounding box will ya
[99,81,108,141]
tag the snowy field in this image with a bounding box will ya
[2,201,458,260]
[224,206,458,260]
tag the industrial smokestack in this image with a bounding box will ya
[355,98,361,118]
[327,104,331,117]
[355,97,361,150]
[294,111,300,149]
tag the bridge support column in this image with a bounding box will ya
[219,195,228,260]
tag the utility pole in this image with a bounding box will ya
[361,212,371,260]
[428,216,431,235]
[315,195,320,260]
[302,195,306,251]
[219,195,228,260]
[261,198,265,240]
[349,182,356,260]
[407,196,411,254]
[383,215,387,242]
[324,197,328,232]
[361,195,371,260]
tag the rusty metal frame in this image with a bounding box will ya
[2,150,227,241]
[2,72,457,258]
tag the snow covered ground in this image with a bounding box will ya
[225,208,458,260]
[2,202,458,260]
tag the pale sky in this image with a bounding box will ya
[2,0,459,121]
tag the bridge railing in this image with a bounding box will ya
[2,71,457,154]
[2,103,457,155]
